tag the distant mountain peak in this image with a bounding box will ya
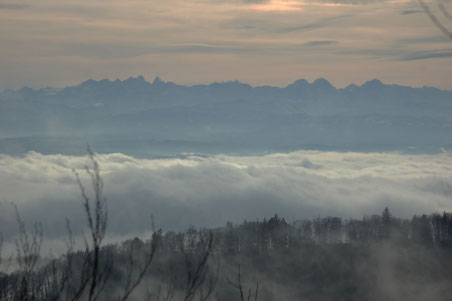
[287,79,310,89]
[80,78,97,87]
[361,79,383,88]
[217,80,250,88]
[312,78,334,88]
[344,83,359,91]
[230,79,245,85]
[19,86,34,93]
[99,78,111,84]
[125,75,146,82]
[153,76,164,85]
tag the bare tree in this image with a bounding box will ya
[118,229,162,301]
[0,231,4,298]
[72,146,109,301]
[13,204,43,301]
[43,219,85,301]
[182,231,220,301]
[0,232,3,272]
[227,265,259,301]
[150,274,176,301]
[71,146,164,301]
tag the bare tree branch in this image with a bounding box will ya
[438,2,452,21]
[119,230,161,301]
[418,0,452,40]
[227,264,259,301]
[0,232,3,269]
[13,204,43,301]
[72,146,110,301]
[183,231,219,301]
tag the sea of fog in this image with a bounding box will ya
[1,149,451,250]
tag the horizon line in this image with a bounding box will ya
[3,75,450,93]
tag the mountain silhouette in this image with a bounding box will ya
[1,76,451,155]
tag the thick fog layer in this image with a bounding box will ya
[1,150,451,241]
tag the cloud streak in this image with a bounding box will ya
[302,40,338,46]
[0,3,28,10]
[401,49,452,61]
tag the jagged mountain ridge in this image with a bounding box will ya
[1,76,451,155]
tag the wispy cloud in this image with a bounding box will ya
[0,3,28,10]
[399,9,423,15]
[401,49,452,61]
[335,46,452,62]
[277,14,351,33]
[302,40,338,46]
[315,0,385,4]
[243,0,270,3]
[398,35,450,45]
[28,41,261,59]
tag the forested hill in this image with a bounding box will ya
[2,209,452,300]
[1,76,451,155]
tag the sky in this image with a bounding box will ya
[0,0,451,90]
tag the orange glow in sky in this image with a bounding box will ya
[247,0,349,12]
[249,0,305,12]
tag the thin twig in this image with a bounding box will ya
[418,0,452,40]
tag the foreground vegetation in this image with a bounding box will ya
[1,152,451,301]
[2,208,452,301]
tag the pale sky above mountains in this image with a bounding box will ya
[0,0,451,90]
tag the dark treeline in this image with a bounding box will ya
[1,208,452,301]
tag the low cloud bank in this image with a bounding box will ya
[0,150,451,243]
